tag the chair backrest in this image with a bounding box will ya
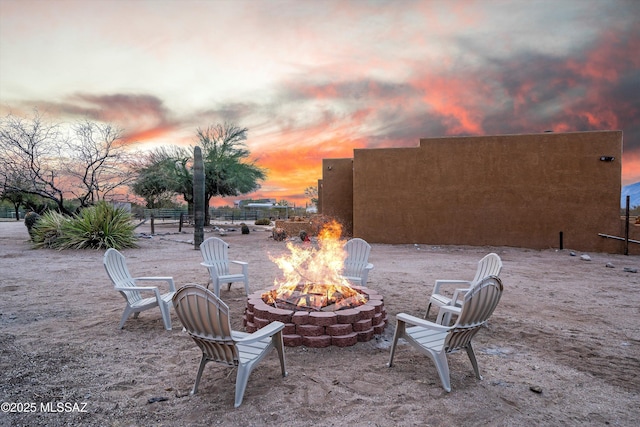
[103,248,142,305]
[444,275,503,353]
[471,253,503,284]
[343,238,371,277]
[200,237,231,278]
[173,284,238,366]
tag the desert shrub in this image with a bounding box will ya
[254,218,271,225]
[30,211,68,248]
[272,227,286,241]
[24,211,41,240]
[31,202,137,250]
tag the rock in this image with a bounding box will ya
[580,254,591,261]
[529,385,543,394]
[623,267,638,273]
[605,262,615,268]
[569,251,577,256]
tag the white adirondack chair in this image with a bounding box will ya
[425,252,502,323]
[388,275,504,392]
[172,284,287,407]
[103,248,176,330]
[341,238,374,286]
[200,237,249,297]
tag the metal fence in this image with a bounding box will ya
[0,208,24,220]
[141,206,308,222]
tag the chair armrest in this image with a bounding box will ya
[436,305,461,324]
[230,260,249,274]
[450,287,470,306]
[235,321,285,345]
[114,286,157,291]
[365,263,373,271]
[114,286,163,300]
[134,277,176,292]
[396,312,451,332]
[432,279,471,295]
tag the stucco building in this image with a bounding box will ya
[318,131,638,254]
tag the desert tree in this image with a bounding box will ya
[196,123,266,224]
[1,174,28,220]
[130,123,265,223]
[304,185,318,206]
[130,146,192,210]
[0,111,134,215]
[0,111,73,215]
[63,119,136,207]
[130,154,179,209]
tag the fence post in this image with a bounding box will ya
[559,231,563,250]
[625,195,630,256]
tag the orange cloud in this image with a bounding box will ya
[411,73,488,135]
[622,151,640,187]
[121,124,177,145]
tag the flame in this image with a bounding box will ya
[264,220,368,311]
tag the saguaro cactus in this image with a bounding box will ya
[193,146,205,248]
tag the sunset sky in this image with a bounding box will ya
[1,0,639,207]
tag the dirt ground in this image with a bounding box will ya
[0,219,639,426]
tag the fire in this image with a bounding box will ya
[263,221,368,311]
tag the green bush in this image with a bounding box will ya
[24,211,41,240]
[31,202,137,250]
[254,218,271,225]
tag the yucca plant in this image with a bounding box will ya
[57,202,138,250]
[30,202,137,250]
[30,210,69,249]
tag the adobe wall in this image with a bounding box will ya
[320,158,353,236]
[322,131,636,253]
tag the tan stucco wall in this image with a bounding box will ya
[321,131,635,253]
[320,158,353,236]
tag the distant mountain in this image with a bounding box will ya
[621,182,640,208]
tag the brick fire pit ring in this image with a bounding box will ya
[243,286,387,348]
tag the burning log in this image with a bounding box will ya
[264,283,367,312]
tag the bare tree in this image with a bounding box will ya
[63,120,135,206]
[0,111,72,214]
[304,185,318,206]
[0,111,135,215]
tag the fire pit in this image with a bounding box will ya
[243,221,387,347]
[244,286,386,347]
